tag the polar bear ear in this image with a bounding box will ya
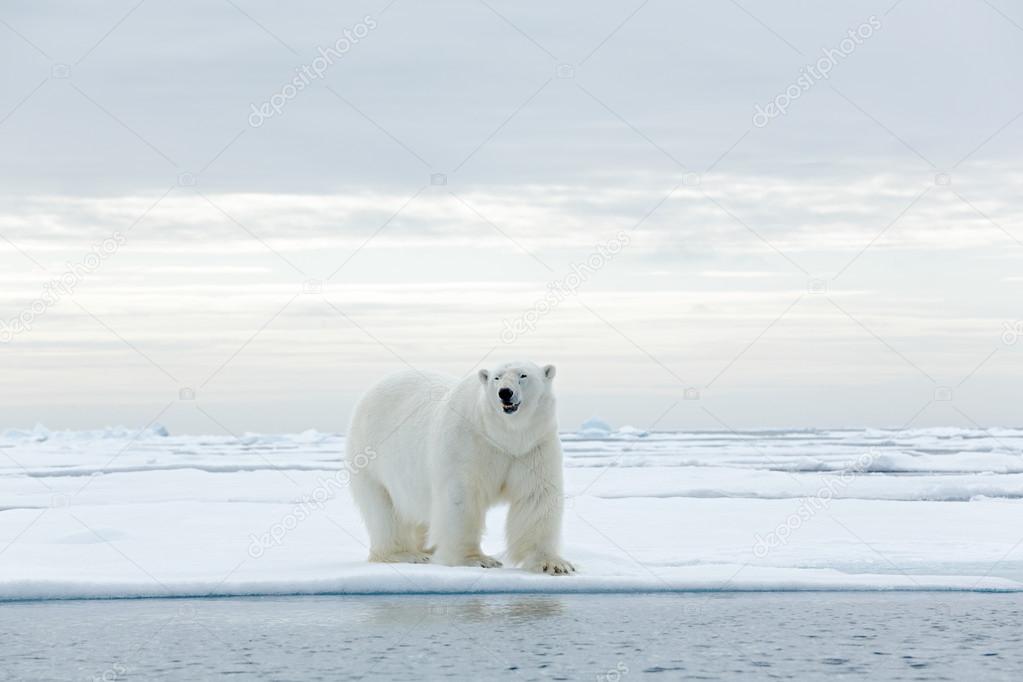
[478,369,490,385]
[543,364,556,381]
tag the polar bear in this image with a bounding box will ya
[345,361,575,575]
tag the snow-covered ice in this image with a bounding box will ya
[2,423,1023,600]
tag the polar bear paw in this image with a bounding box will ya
[524,556,576,575]
[372,551,432,564]
[468,554,503,568]
[435,552,503,568]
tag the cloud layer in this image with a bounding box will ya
[2,1,1022,432]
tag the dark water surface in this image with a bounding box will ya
[2,593,1021,680]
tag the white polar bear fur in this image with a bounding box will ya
[345,361,574,575]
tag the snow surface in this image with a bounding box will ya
[2,423,1023,601]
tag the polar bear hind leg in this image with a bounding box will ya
[350,474,431,564]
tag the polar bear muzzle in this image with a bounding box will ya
[498,387,520,414]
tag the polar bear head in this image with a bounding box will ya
[477,361,556,419]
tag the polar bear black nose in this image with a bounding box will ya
[498,388,513,403]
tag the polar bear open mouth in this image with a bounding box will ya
[501,402,520,414]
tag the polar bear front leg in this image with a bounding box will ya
[505,454,575,576]
[430,482,502,568]
[505,490,574,575]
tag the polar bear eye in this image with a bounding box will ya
[519,374,527,380]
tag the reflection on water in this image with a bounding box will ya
[361,595,565,627]
[2,593,1022,681]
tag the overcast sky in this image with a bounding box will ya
[2,0,1022,434]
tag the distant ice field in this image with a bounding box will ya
[1,422,1022,600]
